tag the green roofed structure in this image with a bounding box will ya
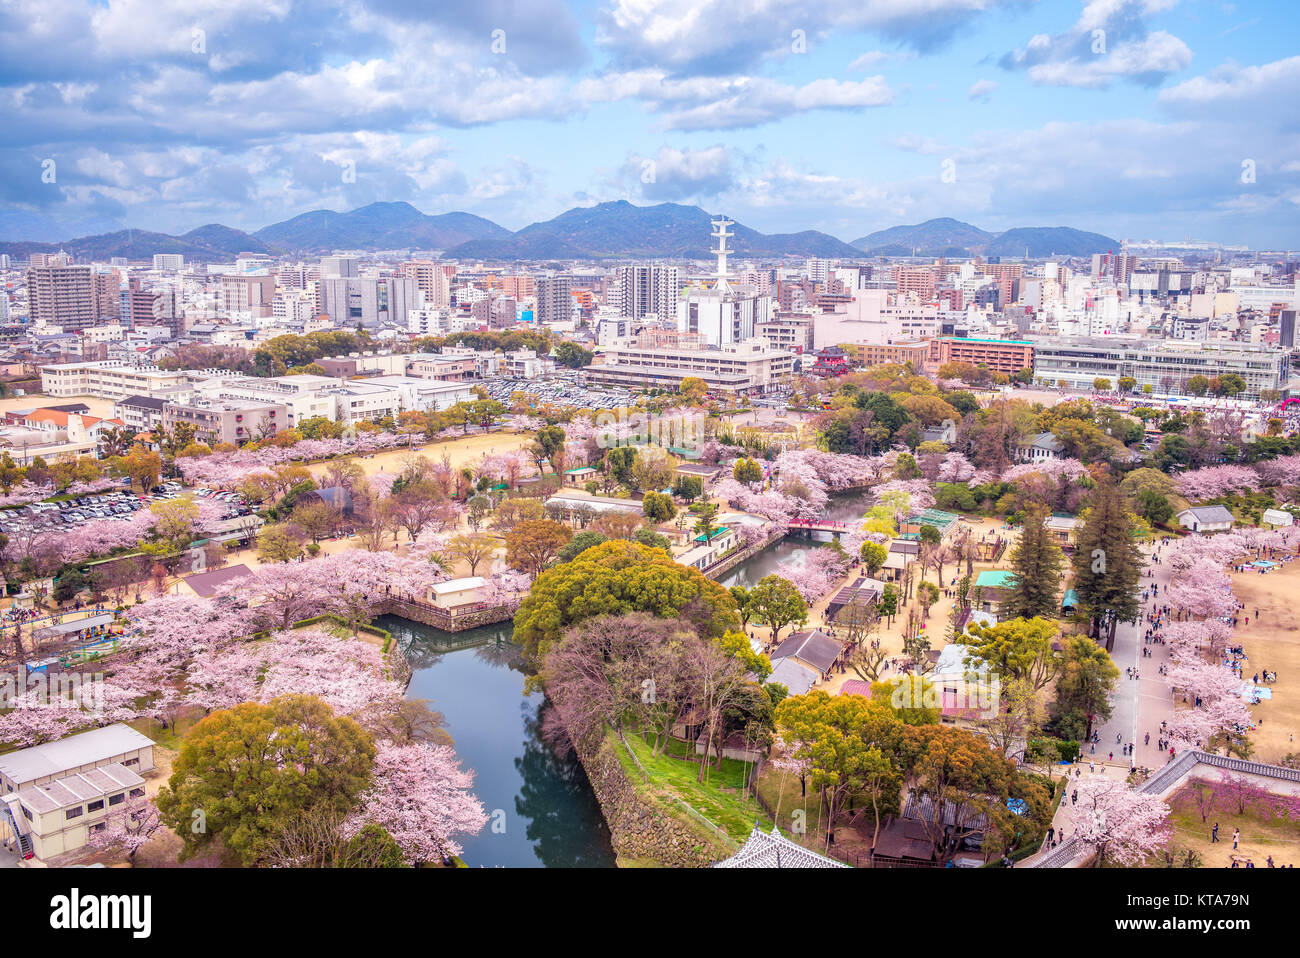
[975,569,1018,590]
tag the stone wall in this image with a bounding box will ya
[701,529,786,582]
[373,597,513,633]
[570,727,732,868]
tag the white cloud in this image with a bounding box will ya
[968,79,997,101]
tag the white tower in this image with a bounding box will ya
[711,216,734,292]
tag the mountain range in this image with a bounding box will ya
[0,202,1119,262]
[851,217,1119,258]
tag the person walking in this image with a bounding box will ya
[1211,823,1220,843]
[1233,828,1240,850]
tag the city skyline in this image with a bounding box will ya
[1,0,1298,248]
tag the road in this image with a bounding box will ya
[1084,540,1177,773]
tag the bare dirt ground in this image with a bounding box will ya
[1227,563,1300,763]
[305,430,530,483]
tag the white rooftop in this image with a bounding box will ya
[431,576,486,595]
[0,723,155,786]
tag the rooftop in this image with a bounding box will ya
[0,724,155,786]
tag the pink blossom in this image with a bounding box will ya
[1176,465,1261,501]
[1071,777,1172,867]
[346,741,488,864]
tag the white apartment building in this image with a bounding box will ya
[677,286,772,347]
[41,361,192,400]
[192,374,339,427]
[588,338,794,396]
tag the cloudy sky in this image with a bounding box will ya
[1,0,1297,246]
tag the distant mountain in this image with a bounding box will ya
[0,201,1122,264]
[0,225,269,262]
[851,217,994,255]
[253,202,511,252]
[850,217,1118,258]
[986,226,1120,258]
[447,200,863,260]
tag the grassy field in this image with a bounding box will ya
[1166,782,1300,868]
[617,732,768,844]
[1227,563,1300,763]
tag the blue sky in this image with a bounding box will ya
[0,0,1297,247]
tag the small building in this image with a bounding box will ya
[674,461,722,483]
[562,466,597,488]
[899,508,961,541]
[5,763,146,860]
[428,576,487,609]
[297,485,354,516]
[974,569,1019,611]
[1016,432,1065,463]
[1177,505,1235,534]
[1061,588,1079,614]
[544,491,644,526]
[0,724,156,796]
[1261,508,1294,529]
[1045,513,1079,548]
[767,658,819,696]
[769,629,846,681]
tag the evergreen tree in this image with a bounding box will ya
[1069,482,1143,648]
[1000,505,1064,620]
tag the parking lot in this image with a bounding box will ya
[0,482,251,538]
[481,373,637,410]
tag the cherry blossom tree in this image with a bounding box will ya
[85,793,163,862]
[1177,465,1262,501]
[346,741,488,865]
[1072,776,1173,867]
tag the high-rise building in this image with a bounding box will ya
[676,217,772,346]
[220,274,275,315]
[152,254,184,270]
[614,265,680,319]
[1280,309,1296,349]
[402,260,452,309]
[320,255,359,278]
[535,273,573,325]
[318,275,420,328]
[26,264,97,331]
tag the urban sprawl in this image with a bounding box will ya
[1,216,1299,872]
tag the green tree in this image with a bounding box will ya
[1135,488,1175,526]
[1070,482,1144,647]
[1000,505,1064,620]
[733,457,764,484]
[679,377,709,404]
[642,491,677,523]
[671,474,703,502]
[155,695,376,865]
[556,530,607,563]
[859,541,888,577]
[1092,377,1112,392]
[746,574,808,645]
[963,616,1061,691]
[691,501,721,543]
[1117,376,1137,393]
[512,540,738,669]
[257,524,305,563]
[775,690,904,850]
[1186,375,1210,397]
[1051,636,1120,741]
[633,527,672,553]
